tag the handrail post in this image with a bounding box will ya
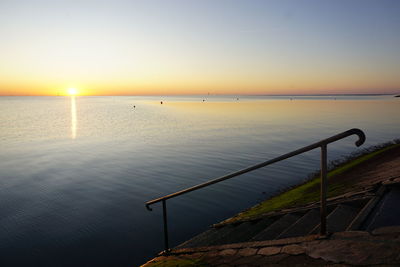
[320,144,328,236]
[162,200,170,253]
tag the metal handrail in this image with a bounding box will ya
[145,128,366,253]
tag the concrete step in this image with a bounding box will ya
[177,217,277,248]
[201,225,240,246]
[250,213,302,241]
[177,191,376,249]
[347,187,385,231]
[277,209,320,239]
[365,185,400,231]
[310,204,360,234]
[212,217,276,245]
[175,228,219,248]
[176,225,238,248]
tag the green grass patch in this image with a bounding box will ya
[225,143,399,223]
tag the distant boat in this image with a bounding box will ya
[395,95,400,98]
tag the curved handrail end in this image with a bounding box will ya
[351,128,366,147]
[146,203,153,211]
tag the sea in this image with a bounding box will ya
[0,95,399,266]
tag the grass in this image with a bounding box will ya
[223,142,400,223]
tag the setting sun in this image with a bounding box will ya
[68,88,78,95]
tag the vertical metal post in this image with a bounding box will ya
[320,145,328,236]
[162,200,170,253]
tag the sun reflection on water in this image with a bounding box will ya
[71,96,77,139]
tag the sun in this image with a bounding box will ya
[68,88,78,95]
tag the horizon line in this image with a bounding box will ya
[0,93,399,97]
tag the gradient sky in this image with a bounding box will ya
[1,0,399,95]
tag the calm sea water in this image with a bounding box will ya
[0,95,399,266]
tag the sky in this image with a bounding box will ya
[0,0,399,96]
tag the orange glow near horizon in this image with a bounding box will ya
[1,61,399,96]
[0,80,399,96]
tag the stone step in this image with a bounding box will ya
[250,213,302,241]
[365,185,400,231]
[310,204,361,234]
[277,209,320,239]
[212,217,276,245]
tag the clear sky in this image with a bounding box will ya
[1,0,399,96]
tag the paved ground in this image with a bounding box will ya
[332,144,400,191]
[143,226,400,266]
